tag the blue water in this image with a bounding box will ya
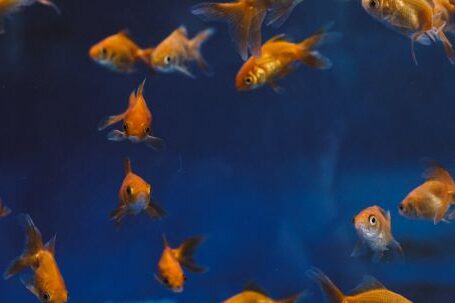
[1,0,455,302]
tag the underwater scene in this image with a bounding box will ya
[1,0,455,302]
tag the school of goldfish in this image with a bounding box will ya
[1,0,455,302]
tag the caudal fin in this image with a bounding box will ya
[189,28,215,74]
[137,48,154,66]
[176,236,207,273]
[267,0,304,28]
[37,0,61,14]
[191,2,267,60]
[306,268,344,303]
[3,215,44,279]
[298,29,341,70]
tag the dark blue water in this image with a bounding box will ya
[1,0,454,302]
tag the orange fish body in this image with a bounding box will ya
[352,205,403,263]
[307,268,413,303]
[141,26,214,78]
[3,215,68,303]
[98,80,165,151]
[236,30,338,92]
[192,0,303,60]
[89,31,144,73]
[156,235,206,293]
[362,0,455,64]
[0,197,11,218]
[110,158,165,223]
[399,165,455,224]
[0,0,59,33]
[223,290,302,303]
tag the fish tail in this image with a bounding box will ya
[3,215,43,280]
[176,236,207,273]
[191,1,267,60]
[298,29,341,70]
[266,0,304,28]
[145,198,167,219]
[136,48,154,66]
[277,292,306,303]
[97,114,125,131]
[189,28,215,74]
[306,268,344,303]
[37,0,61,14]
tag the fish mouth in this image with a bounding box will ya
[172,287,183,293]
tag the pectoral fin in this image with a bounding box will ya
[434,203,450,224]
[107,130,127,142]
[351,241,369,258]
[144,135,166,151]
[37,0,61,14]
[21,275,39,298]
[174,65,196,78]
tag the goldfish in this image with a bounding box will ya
[98,80,165,151]
[3,215,68,303]
[361,0,455,64]
[156,235,206,293]
[89,30,145,73]
[140,26,215,78]
[223,285,303,303]
[192,0,304,60]
[307,268,412,303]
[352,205,403,263]
[235,28,340,92]
[0,0,59,34]
[399,164,455,224]
[0,197,11,218]
[110,158,165,223]
[433,0,455,57]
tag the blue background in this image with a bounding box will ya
[0,0,454,302]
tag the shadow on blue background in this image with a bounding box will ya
[0,0,454,302]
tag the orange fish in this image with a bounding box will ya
[223,285,303,303]
[0,0,59,34]
[235,29,340,92]
[3,215,68,303]
[352,205,403,263]
[399,164,455,224]
[307,268,413,303]
[156,235,206,293]
[433,0,455,58]
[0,197,11,218]
[110,158,165,223]
[141,26,214,78]
[192,0,304,60]
[98,80,165,151]
[361,0,455,64]
[89,30,145,73]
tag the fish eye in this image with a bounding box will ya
[123,123,128,131]
[183,274,187,281]
[369,0,379,8]
[100,47,108,57]
[126,186,133,196]
[369,215,377,226]
[244,77,253,85]
[41,292,51,302]
[399,204,404,211]
[351,217,355,224]
[144,127,151,134]
[164,56,172,65]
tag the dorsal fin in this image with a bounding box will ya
[176,25,188,36]
[423,163,455,185]
[118,29,132,39]
[45,235,57,255]
[136,79,146,97]
[265,34,288,44]
[375,206,390,222]
[162,234,170,248]
[124,158,132,175]
[349,276,385,295]
[244,282,268,296]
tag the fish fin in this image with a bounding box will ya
[124,158,132,175]
[191,2,266,60]
[264,34,288,44]
[144,135,166,151]
[248,8,267,58]
[351,241,369,258]
[162,234,170,248]
[137,48,154,65]
[110,205,128,223]
[177,236,207,273]
[21,275,39,297]
[301,51,333,69]
[349,276,385,295]
[107,130,127,142]
[417,34,432,46]
[3,215,43,279]
[434,203,450,224]
[97,114,125,131]
[118,29,133,39]
[438,30,455,65]
[306,268,344,303]
[277,293,305,303]
[444,209,455,222]
[0,198,11,218]
[244,282,268,296]
[423,163,455,186]
[298,30,341,69]
[37,0,61,14]
[267,80,285,94]
[145,199,166,219]
[174,65,196,78]
[189,28,215,74]
[410,33,421,65]
[388,239,404,262]
[176,25,188,36]
[266,0,304,28]
[0,17,5,34]
[136,79,146,97]
[44,235,56,255]
[372,251,384,263]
